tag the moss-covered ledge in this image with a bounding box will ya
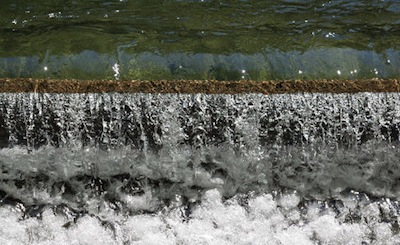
[1,78,400,94]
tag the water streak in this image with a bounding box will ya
[0,93,399,204]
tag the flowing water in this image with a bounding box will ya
[0,92,400,243]
[2,0,400,244]
[1,0,400,80]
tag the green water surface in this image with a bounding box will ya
[0,0,399,80]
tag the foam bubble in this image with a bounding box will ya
[0,190,399,244]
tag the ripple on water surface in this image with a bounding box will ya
[0,0,399,79]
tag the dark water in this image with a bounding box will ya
[1,0,399,80]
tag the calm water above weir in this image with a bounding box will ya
[1,0,400,80]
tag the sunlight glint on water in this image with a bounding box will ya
[1,0,400,80]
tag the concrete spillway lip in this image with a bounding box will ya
[1,78,400,94]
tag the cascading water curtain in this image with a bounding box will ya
[1,0,400,244]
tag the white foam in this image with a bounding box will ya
[0,189,398,244]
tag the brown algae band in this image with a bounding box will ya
[1,78,400,94]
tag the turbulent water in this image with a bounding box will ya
[2,0,400,243]
[0,92,400,243]
[1,0,400,80]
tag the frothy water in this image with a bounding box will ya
[0,92,400,243]
[1,189,400,244]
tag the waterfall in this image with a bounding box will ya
[1,92,400,243]
[1,92,399,201]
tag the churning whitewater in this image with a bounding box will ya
[0,92,400,244]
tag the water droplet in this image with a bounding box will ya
[112,63,120,80]
[325,32,336,38]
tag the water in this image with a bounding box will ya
[2,0,400,243]
[0,0,400,80]
[1,189,400,244]
[1,92,400,243]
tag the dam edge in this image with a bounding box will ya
[1,78,400,94]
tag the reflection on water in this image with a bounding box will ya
[0,0,399,80]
